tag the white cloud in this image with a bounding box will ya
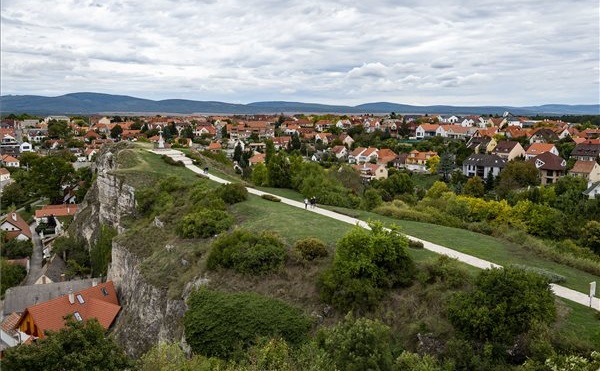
[0,0,598,106]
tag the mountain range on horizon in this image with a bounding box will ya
[0,92,598,116]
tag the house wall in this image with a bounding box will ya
[18,313,43,338]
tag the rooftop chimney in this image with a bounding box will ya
[68,288,75,304]
[92,279,98,287]
[12,213,17,221]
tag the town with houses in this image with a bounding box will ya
[1,109,599,365]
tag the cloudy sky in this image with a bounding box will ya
[1,0,598,106]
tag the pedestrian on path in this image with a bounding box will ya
[304,198,308,209]
[310,196,316,209]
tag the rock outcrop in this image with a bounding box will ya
[71,143,190,357]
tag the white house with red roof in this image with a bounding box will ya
[1,212,32,241]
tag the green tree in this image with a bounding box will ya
[290,133,302,151]
[437,151,455,181]
[18,151,40,168]
[267,152,291,188]
[1,258,27,296]
[233,142,243,163]
[47,120,70,139]
[361,188,383,210]
[178,210,234,239]
[2,318,131,370]
[1,239,33,259]
[496,160,539,197]
[251,163,269,186]
[29,155,75,202]
[317,314,393,371]
[319,223,415,311]
[265,139,276,164]
[463,176,485,197]
[580,220,600,255]
[448,267,556,350]
[110,124,123,139]
[0,182,29,209]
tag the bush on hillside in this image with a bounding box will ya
[294,238,328,261]
[206,229,287,274]
[184,289,311,359]
[178,210,233,239]
[161,155,185,167]
[216,183,248,204]
[261,194,281,202]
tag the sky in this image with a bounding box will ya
[1,0,599,106]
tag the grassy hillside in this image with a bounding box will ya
[109,145,599,356]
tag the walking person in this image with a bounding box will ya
[304,198,308,209]
[310,196,316,209]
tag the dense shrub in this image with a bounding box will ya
[178,210,233,239]
[90,225,117,277]
[317,315,393,371]
[216,183,248,204]
[417,255,471,289]
[161,155,185,167]
[1,258,26,296]
[1,239,33,259]
[294,238,328,261]
[261,194,281,202]
[408,239,424,249]
[319,223,415,311]
[184,289,311,359]
[207,229,287,274]
[448,267,556,354]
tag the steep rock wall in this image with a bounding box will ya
[72,143,190,357]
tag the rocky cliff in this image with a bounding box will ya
[71,143,190,357]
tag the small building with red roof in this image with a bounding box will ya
[1,212,32,241]
[15,281,120,339]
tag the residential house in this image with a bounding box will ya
[405,150,437,172]
[583,182,600,199]
[486,117,506,127]
[467,136,497,154]
[415,124,442,139]
[392,153,409,169]
[527,152,567,185]
[1,312,27,350]
[503,126,528,139]
[34,204,78,224]
[443,125,470,140]
[84,148,97,161]
[248,153,266,166]
[569,160,600,183]
[492,141,525,160]
[528,128,559,144]
[348,147,378,164]
[462,154,507,178]
[338,134,354,147]
[314,133,329,145]
[353,163,388,181]
[330,145,348,159]
[207,142,222,152]
[15,281,121,340]
[272,136,291,150]
[571,140,600,161]
[194,125,217,138]
[525,143,559,160]
[473,127,498,138]
[377,148,397,166]
[0,212,32,241]
[19,142,33,153]
[0,155,20,167]
[581,128,600,140]
[0,167,10,182]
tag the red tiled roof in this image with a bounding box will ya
[526,143,555,156]
[1,312,21,336]
[16,281,120,337]
[2,212,32,240]
[35,204,78,218]
[0,167,9,175]
[207,142,222,150]
[249,153,266,164]
[570,160,597,174]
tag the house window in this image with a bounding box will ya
[101,287,109,296]
[73,312,83,321]
[76,294,85,304]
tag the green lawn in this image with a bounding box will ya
[556,298,600,348]
[234,184,600,294]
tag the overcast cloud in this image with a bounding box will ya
[1,0,598,105]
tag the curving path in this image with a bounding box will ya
[152,149,600,311]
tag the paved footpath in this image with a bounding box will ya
[154,150,600,311]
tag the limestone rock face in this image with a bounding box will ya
[71,143,191,357]
[108,243,187,357]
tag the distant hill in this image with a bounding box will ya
[0,92,598,115]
